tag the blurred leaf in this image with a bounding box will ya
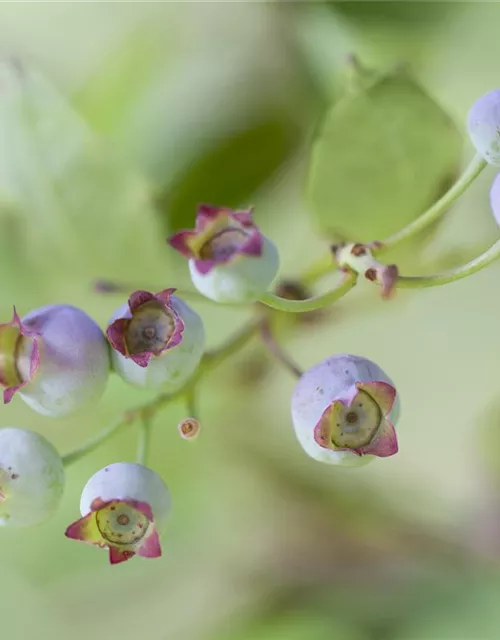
[218,611,361,640]
[395,574,500,640]
[0,58,167,282]
[307,65,463,242]
[157,112,303,231]
[331,1,463,27]
[73,26,169,135]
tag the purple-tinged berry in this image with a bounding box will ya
[0,305,110,417]
[490,172,500,226]
[65,462,170,565]
[168,204,279,303]
[0,427,64,526]
[467,90,500,165]
[107,289,205,390]
[291,354,400,467]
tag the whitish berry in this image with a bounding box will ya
[0,427,64,526]
[168,204,279,303]
[107,288,205,390]
[0,305,110,417]
[291,354,400,467]
[490,172,500,226]
[467,90,500,165]
[65,462,170,564]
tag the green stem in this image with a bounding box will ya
[62,416,131,467]
[62,320,261,467]
[298,153,487,286]
[260,319,303,378]
[396,237,500,289]
[93,278,219,305]
[259,271,357,313]
[137,415,153,466]
[185,389,199,420]
[378,153,487,253]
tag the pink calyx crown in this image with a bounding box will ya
[313,381,398,458]
[65,497,162,565]
[0,307,40,404]
[167,204,264,275]
[106,289,184,368]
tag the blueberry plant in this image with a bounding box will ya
[0,72,499,564]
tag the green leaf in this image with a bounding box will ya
[307,65,463,242]
[157,111,303,232]
[217,612,362,640]
[0,58,166,282]
[331,1,464,27]
[72,26,168,135]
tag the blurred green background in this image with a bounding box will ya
[3,2,500,639]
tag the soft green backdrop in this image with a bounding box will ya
[1,3,500,639]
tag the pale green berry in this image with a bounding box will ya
[0,427,64,526]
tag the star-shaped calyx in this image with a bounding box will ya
[168,204,263,275]
[65,498,161,565]
[314,381,398,458]
[106,289,184,368]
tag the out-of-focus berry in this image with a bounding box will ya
[467,90,500,165]
[489,172,500,226]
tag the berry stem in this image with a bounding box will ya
[93,278,218,305]
[376,152,487,253]
[137,414,153,466]
[62,319,261,467]
[62,416,132,467]
[185,389,199,421]
[259,270,357,313]
[395,237,500,288]
[259,318,303,378]
[298,153,488,286]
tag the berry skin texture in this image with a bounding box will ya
[107,289,205,390]
[0,305,110,417]
[168,204,280,303]
[65,462,171,564]
[467,90,500,165]
[0,427,65,527]
[291,354,400,467]
[490,172,500,226]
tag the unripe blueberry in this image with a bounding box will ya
[0,305,110,417]
[65,462,170,564]
[291,354,400,467]
[0,427,64,526]
[168,204,280,303]
[467,90,500,165]
[490,172,500,226]
[107,288,205,390]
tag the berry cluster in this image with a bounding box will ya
[1,89,500,565]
